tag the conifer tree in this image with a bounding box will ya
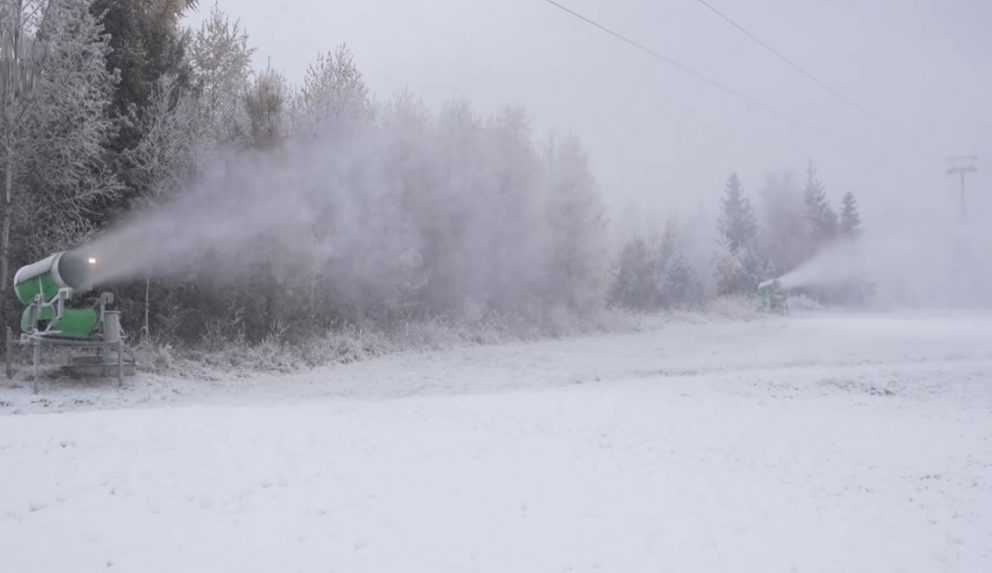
[718,173,757,254]
[840,192,862,237]
[664,254,700,307]
[609,238,656,309]
[803,161,838,248]
[715,173,762,295]
[91,0,197,151]
[544,136,608,310]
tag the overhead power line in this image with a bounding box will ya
[536,0,819,133]
[689,0,872,118]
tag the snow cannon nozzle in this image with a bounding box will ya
[13,251,100,302]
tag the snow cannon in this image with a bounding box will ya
[12,251,116,339]
[8,250,133,388]
[758,279,787,314]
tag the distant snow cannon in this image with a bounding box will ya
[7,250,133,388]
[758,279,787,314]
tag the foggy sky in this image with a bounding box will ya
[186,0,991,231]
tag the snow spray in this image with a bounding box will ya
[774,239,865,291]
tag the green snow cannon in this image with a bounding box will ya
[13,251,116,340]
[758,279,788,314]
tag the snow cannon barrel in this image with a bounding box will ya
[13,251,100,305]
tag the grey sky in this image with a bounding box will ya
[187,0,991,229]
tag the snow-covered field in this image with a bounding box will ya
[1,312,990,572]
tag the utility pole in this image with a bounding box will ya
[946,155,979,221]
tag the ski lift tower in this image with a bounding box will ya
[946,155,979,221]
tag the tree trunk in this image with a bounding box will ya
[143,276,151,343]
[309,270,319,322]
[1,146,12,343]
[1,0,24,352]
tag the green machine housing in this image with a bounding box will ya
[13,251,112,340]
[757,279,788,314]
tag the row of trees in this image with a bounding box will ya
[609,219,704,310]
[1,1,609,345]
[715,163,864,296]
[1,0,872,349]
[1,0,124,327]
[610,163,866,310]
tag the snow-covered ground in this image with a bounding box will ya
[1,312,990,572]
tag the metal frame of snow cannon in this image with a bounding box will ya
[758,279,788,314]
[5,251,135,392]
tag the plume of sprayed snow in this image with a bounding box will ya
[775,219,992,308]
[76,106,607,317]
[776,238,864,291]
[82,136,417,289]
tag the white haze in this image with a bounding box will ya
[79,105,606,318]
[776,218,992,307]
[186,0,991,222]
[82,140,428,301]
[179,0,991,309]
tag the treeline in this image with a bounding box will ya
[610,164,868,310]
[1,1,870,350]
[0,1,607,345]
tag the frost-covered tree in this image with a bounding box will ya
[479,107,544,312]
[1,0,119,329]
[188,3,253,144]
[715,173,763,294]
[118,77,203,341]
[840,192,862,238]
[609,238,656,309]
[91,0,196,152]
[654,218,704,307]
[610,216,705,310]
[663,254,701,307]
[294,45,372,137]
[243,69,287,150]
[2,0,119,250]
[0,0,43,330]
[655,217,678,272]
[803,161,838,249]
[25,0,121,231]
[718,173,757,254]
[543,135,608,311]
[123,77,201,203]
[714,243,764,295]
